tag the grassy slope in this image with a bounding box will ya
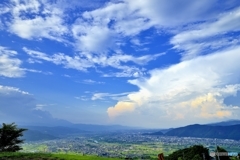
[0,152,121,160]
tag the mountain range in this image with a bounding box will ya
[21,124,134,141]
[150,120,240,140]
[21,120,240,141]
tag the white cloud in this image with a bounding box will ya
[0,46,52,78]
[5,0,238,78]
[126,0,219,27]
[3,0,240,58]
[53,0,106,10]
[171,7,240,59]
[91,93,109,100]
[108,101,135,118]
[8,0,69,42]
[102,67,145,78]
[23,47,92,71]
[23,47,162,77]
[0,46,25,78]
[0,85,30,95]
[91,92,133,101]
[75,96,88,101]
[82,79,105,84]
[72,24,117,53]
[69,0,240,65]
[107,46,240,127]
[70,1,153,53]
[0,2,10,29]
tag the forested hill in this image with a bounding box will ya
[164,124,240,140]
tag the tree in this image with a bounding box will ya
[167,145,210,160]
[192,154,202,160]
[0,123,27,152]
[215,146,230,160]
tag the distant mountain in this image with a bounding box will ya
[207,119,240,126]
[21,124,135,141]
[142,128,174,135]
[164,124,240,140]
[70,123,134,132]
[18,117,74,127]
[22,126,88,137]
[23,130,58,141]
[157,128,173,134]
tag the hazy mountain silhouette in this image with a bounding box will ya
[206,119,240,126]
[165,124,240,140]
[23,130,58,141]
[150,123,240,140]
[21,124,134,141]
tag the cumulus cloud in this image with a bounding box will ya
[0,46,25,77]
[7,0,68,42]
[107,46,240,127]
[108,101,135,118]
[72,24,117,53]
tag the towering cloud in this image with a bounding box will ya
[107,47,240,127]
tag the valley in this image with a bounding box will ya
[22,131,240,159]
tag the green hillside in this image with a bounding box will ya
[0,152,121,160]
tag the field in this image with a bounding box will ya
[0,152,122,160]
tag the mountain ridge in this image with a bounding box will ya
[152,122,240,140]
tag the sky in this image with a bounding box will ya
[0,0,240,128]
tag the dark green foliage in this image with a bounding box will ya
[0,123,27,152]
[166,145,210,160]
[215,146,230,160]
[192,154,202,160]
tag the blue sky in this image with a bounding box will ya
[0,0,240,128]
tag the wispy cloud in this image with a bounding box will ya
[92,92,133,101]
[23,47,92,71]
[75,96,88,101]
[171,7,240,60]
[0,85,30,95]
[82,79,105,84]
[0,46,25,78]
[23,47,163,77]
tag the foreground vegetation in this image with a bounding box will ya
[0,152,122,160]
[0,123,27,152]
[1,146,239,160]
